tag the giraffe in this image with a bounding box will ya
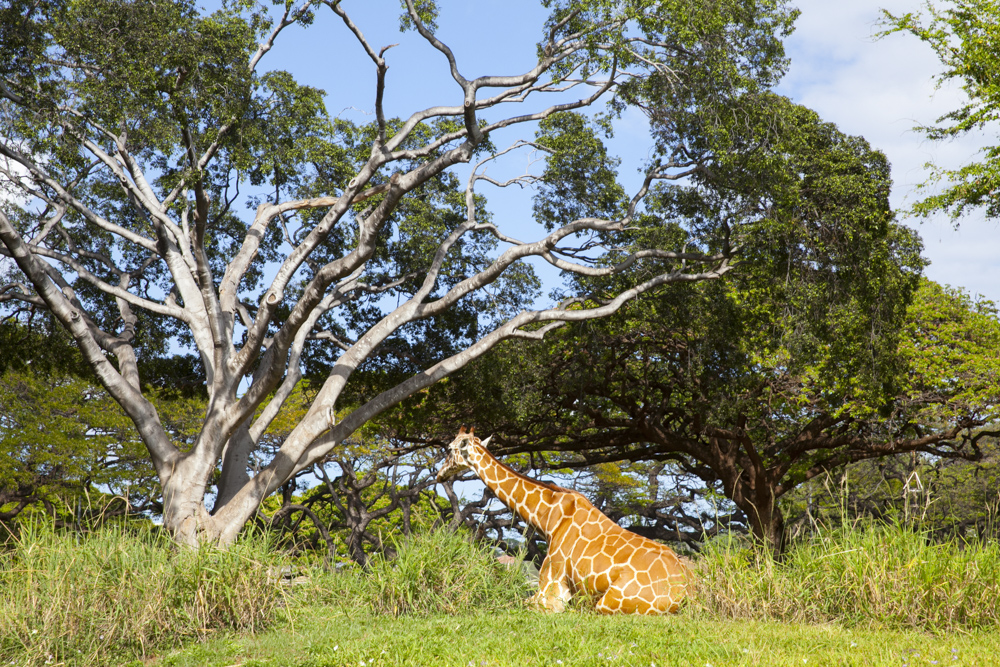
[437,427,690,615]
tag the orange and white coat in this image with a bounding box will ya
[437,427,690,614]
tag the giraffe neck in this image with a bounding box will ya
[466,443,562,537]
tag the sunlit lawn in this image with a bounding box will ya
[155,607,1000,667]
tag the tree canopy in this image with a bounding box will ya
[393,97,1000,551]
[0,0,801,545]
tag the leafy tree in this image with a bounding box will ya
[0,323,214,527]
[396,96,1000,552]
[0,0,799,545]
[897,280,1000,427]
[455,276,1000,551]
[782,280,1000,540]
[301,452,445,566]
[0,360,157,526]
[781,437,1000,543]
[882,0,1000,220]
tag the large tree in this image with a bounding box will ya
[409,274,1000,551]
[0,0,797,545]
[395,97,1000,552]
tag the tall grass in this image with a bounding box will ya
[694,520,1000,632]
[8,517,1000,666]
[0,522,291,666]
[308,529,532,616]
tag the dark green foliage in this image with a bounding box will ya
[0,0,51,83]
[533,112,626,230]
[397,95,933,550]
[545,0,796,98]
[0,319,90,378]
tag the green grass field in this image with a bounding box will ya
[154,607,1000,667]
[5,523,1000,667]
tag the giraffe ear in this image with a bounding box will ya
[481,435,492,448]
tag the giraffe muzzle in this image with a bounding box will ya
[437,453,460,481]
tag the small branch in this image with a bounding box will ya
[403,0,468,88]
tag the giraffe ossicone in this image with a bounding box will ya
[437,426,691,615]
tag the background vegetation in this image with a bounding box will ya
[5,0,1000,664]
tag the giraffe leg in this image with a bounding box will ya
[596,583,642,614]
[528,557,572,613]
[595,569,673,615]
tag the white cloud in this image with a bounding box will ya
[779,0,1000,302]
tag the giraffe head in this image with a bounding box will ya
[437,426,492,481]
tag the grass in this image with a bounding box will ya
[0,521,292,666]
[151,608,1000,667]
[4,521,1000,666]
[693,520,1000,632]
[304,529,531,616]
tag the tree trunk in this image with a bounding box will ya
[161,485,214,547]
[742,494,786,557]
[347,529,370,567]
[160,454,228,547]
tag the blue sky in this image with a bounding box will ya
[259,1,593,291]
